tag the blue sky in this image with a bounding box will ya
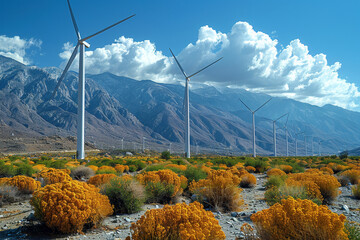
[1,0,360,111]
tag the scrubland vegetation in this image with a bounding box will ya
[0,152,359,239]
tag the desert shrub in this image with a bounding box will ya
[285,178,323,203]
[251,197,348,240]
[87,174,117,187]
[245,166,256,173]
[5,175,41,194]
[36,168,72,185]
[240,174,257,188]
[286,171,341,203]
[0,160,15,177]
[160,151,171,160]
[31,181,113,233]
[70,166,95,180]
[124,160,146,171]
[101,177,144,214]
[264,184,321,206]
[87,165,99,172]
[97,166,117,174]
[265,175,286,189]
[164,164,187,172]
[337,175,350,186]
[327,163,348,174]
[320,167,334,175]
[244,158,269,173]
[48,160,67,169]
[189,170,243,212]
[144,164,166,172]
[341,169,360,185]
[345,221,360,240]
[15,163,35,176]
[352,184,360,199]
[0,185,22,206]
[137,169,183,197]
[279,165,293,174]
[184,165,207,183]
[114,164,129,174]
[127,202,226,240]
[267,168,286,177]
[144,181,175,204]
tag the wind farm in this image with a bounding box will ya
[0,0,360,239]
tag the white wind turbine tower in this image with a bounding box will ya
[50,0,134,159]
[282,113,290,156]
[294,131,305,156]
[272,113,288,157]
[239,98,272,157]
[169,49,222,158]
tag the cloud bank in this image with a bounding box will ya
[59,21,360,110]
[0,35,42,65]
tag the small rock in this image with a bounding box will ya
[124,217,131,223]
[231,212,238,217]
[0,215,3,218]
[341,204,350,214]
[155,205,159,209]
[2,226,8,230]
[26,213,36,221]
[232,217,239,222]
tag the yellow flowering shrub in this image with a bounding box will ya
[267,168,286,177]
[251,197,348,240]
[97,166,116,174]
[327,163,348,173]
[32,164,47,172]
[279,165,293,174]
[5,175,41,194]
[87,174,117,187]
[127,202,226,240]
[245,166,256,173]
[137,169,183,196]
[287,171,341,202]
[36,168,72,185]
[30,181,113,233]
[200,165,212,174]
[0,177,10,185]
[189,170,243,212]
[239,173,257,188]
[285,178,323,202]
[341,169,360,185]
[115,164,130,173]
[320,167,334,175]
[87,165,99,172]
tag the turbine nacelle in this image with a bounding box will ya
[80,40,90,48]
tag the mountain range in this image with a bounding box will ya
[1,54,359,155]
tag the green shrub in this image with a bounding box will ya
[244,158,269,173]
[0,161,15,177]
[264,185,322,206]
[160,151,171,160]
[184,166,207,183]
[265,175,287,189]
[144,164,166,172]
[101,178,145,214]
[145,181,175,204]
[96,169,117,175]
[15,164,35,177]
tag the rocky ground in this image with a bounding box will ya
[0,174,359,240]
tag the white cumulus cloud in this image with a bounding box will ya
[59,21,360,110]
[0,35,42,64]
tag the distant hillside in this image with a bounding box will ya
[1,55,360,155]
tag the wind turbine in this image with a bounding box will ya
[238,98,272,157]
[272,113,288,157]
[169,49,222,158]
[50,0,135,159]
[282,114,290,156]
[294,131,304,156]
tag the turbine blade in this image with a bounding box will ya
[254,98,272,113]
[50,43,79,100]
[67,0,81,40]
[274,112,288,122]
[81,14,135,42]
[169,48,188,78]
[238,98,253,112]
[285,113,290,126]
[188,57,223,78]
